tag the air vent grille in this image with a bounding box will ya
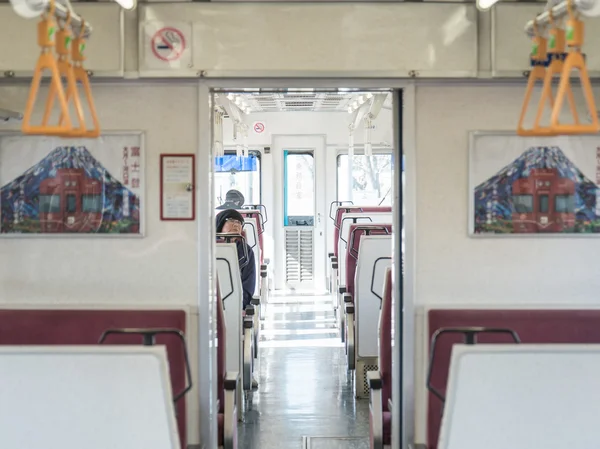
[285,229,314,283]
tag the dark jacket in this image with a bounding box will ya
[237,241,256,309]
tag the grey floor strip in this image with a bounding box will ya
[303,436,370,449]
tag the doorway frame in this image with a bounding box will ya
[197,80,416,449]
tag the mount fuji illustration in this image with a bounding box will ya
[473,146,600,233]
[0,146,140,234]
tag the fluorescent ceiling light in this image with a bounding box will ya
[476,0,500,10]
[114,0,136,10]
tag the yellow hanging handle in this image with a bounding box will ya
[550,0,600,135]
[22,0,73,136]
[517,19,549,137]
[45,11,87,137]
[69,19,100,138]
[532,10,579,136]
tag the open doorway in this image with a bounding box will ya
[203,86,408,449]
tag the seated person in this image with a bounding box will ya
[216,208,259,388]
[216,209,256,311]
[216,189,245,210]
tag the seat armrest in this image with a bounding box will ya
[244,305,255,317]
[367,371,382,390]
[343,293,353,304]
[224,371,238,391]
[339,286,346,294]
[251,296,260,306]
[223,371,238,449]
[345,303,354,314]
[368,370,383,449]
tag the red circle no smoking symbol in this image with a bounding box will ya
[254,122,265,133]
[151,27,186,62]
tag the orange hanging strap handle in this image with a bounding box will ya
[45,11,87,137]
[532,9,579,135]
[70,19,100,138]
[517,18,549,137]
[22,0,73,136]
[550,0,600,134]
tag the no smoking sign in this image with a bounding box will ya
[253,122,265,134]
[151,27,186,62]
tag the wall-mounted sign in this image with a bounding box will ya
[142,21,192,70]
[151,27,186,62]
[253,122,265,134]
[160,154,195,221]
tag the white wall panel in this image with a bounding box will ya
[0,4,124,77]
[492,3,600,77]
[0,83,198,305]
[138,3,479,78]
[415,83,600,307]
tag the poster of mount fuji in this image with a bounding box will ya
[0,132,144,236]
[469,131,600,236]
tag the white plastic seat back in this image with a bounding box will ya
[338,213,392,287]
[243,217,261,287]
[0,345,180,449]
[216,243,243,374]
[355,235,392,358]
[439,344,600,449]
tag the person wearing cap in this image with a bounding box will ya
[216,189,245,210]
[216,209,256,309]
[216,208,258,388]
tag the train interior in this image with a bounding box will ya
[2,0,600,448]
[212,89,398,448]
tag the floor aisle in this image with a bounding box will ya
[237,294,370,449]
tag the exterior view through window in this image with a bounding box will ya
[337,154,393,206]
[284,152,315,226]
[214,151,261,207]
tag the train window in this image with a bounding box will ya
[555,195,575,213]
[336,154,393,205]
[283,151,314,226]
[214,151,261,207]
[512,195,533,213]
[39,195,60,213]
[66,195,76,213]
[539,195,549,213]
[82,194,102,213]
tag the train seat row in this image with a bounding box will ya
[368,267,393,449]
[328,203,392,398]
[214,204,269,428]
[216,287,238,449]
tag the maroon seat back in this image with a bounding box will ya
[427,309,600,449]
[333,206,392,257]
[379,268,393,407]
[346,224,392,296]
[0,309,187,448]
[216,282,226,413]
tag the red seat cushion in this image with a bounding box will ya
[333,206,391,257]
[218,413,224,447]
[0,309,187,449]
[383,411,392,445]
[427,309,600,449]
[345,224,392,296]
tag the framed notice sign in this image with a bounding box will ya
[160,154,195,221]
